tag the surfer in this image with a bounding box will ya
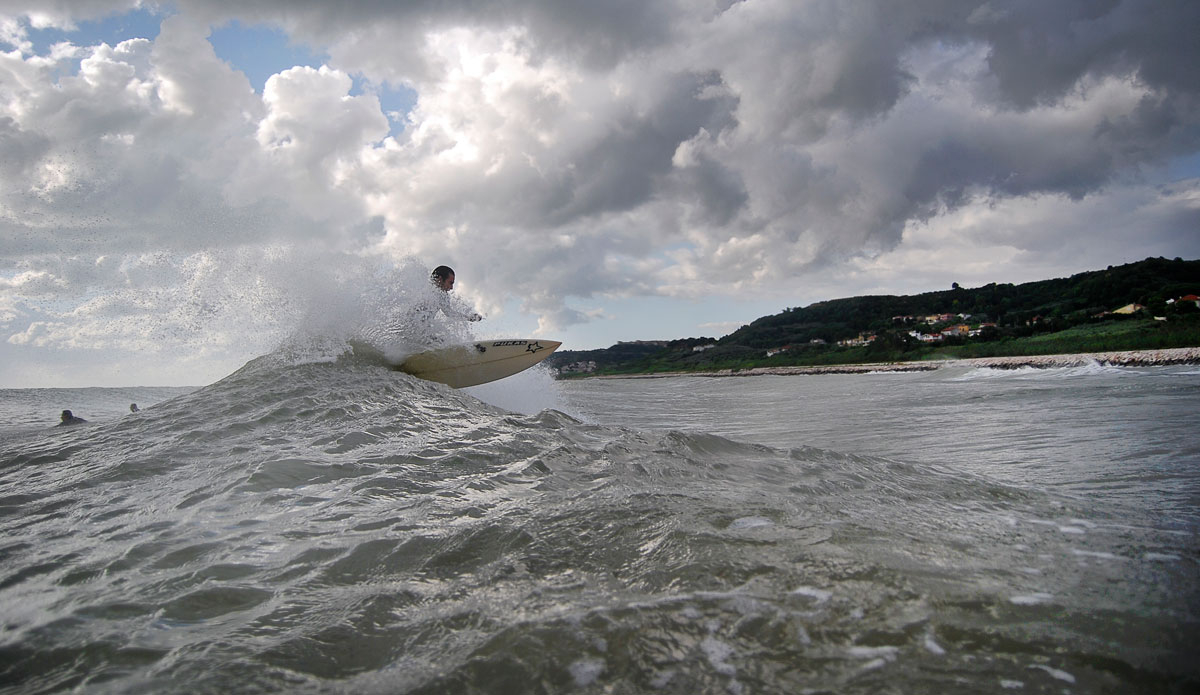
[429,266,483,322]
[366,265,483,352]
[57,410,87,426]
[415,265,483,331]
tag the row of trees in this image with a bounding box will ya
[722,256,1198,349]
[548,257,1199,375]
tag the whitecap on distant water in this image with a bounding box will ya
[789,586,833,603]
[950,360,1133,380]
[949,365,1045,380]
[923,633,947,655]
[1072,549,1123,561]
[700,636,738,676]
[1029,664,1076,683]
[727,516,774,530]
[1055,361,1137,378]
[1010,593,1055,605]
[569,658,606,686]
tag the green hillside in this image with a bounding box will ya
[547,257,1200,376]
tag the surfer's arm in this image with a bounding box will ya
[437,291,482,321]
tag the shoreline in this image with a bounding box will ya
[583,346,1200,380]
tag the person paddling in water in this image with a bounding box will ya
[58,410,87,426]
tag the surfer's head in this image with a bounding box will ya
[431,266,455,291]
[60,410,73,422]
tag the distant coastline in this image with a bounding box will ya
[550,259,1200,380]
[585,346,1200,379]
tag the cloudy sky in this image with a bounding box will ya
[1,0,1198,387]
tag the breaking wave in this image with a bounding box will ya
[0,355,1195,693]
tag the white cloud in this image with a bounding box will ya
[842,180,1200,297]
[0,0,1197,383]
[0,1,138,33]
[698,321,744,337]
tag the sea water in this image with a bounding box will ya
[0,358,1197,693]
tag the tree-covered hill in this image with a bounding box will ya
[546,256,1200,375]
[722,256,1199,348]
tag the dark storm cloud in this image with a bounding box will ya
[178,0,680,79]
[0,0,1197,370]
[0,116,49,176]
[963,0,1200,107]
[545,70,739,225]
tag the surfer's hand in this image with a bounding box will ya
[469,313,483,322]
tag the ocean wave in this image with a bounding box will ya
[949,359,1137,381]
[0,355,1193,693]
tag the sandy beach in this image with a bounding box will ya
[589,346,1200,379]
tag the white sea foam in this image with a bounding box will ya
[464,363,567,415]
[569,658,606,686]
[728,516,774,529]
[923,634,946,655]
[1010,593,1054,605]
[1029,664,1076,683]
[701,637,737,676]
[790,586,832,603]
[847,646,899,659]
[951,359,1133,381]
[795,624,813,645]
[952,365,1045,380]
[1026,519,1087,534]
[849,645,900,672]
[649,670,675,688]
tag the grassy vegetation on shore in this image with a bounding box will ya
[918,317,1200,360]
[549,258,1200,378]
[562,317,1200,377]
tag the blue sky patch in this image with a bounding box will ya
[208,20,416,134]
[20,7,165,55]
[1165,151,1200,182]
[351,76,419,135]
[208,20,328,94]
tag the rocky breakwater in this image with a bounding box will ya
[937,346,1200,370]
[592,363,937,379]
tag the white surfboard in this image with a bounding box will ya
[394,338,562,388]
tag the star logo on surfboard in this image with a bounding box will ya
[526,342,547,354]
